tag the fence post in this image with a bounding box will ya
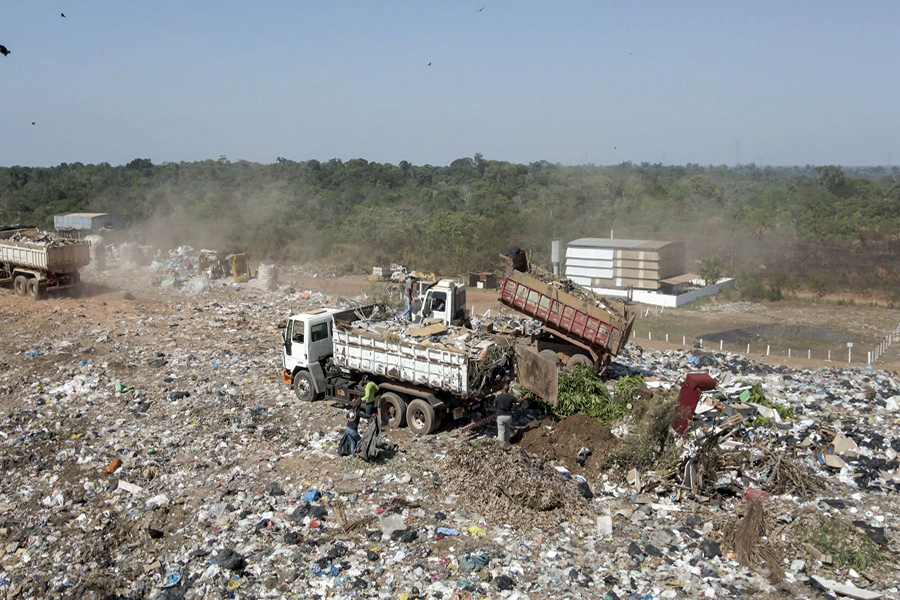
[719,340,723,351]
[682,335,686,345]
[808,349,811,360]
[665,333,669,343]
[828,350,831,361]
[699,338,703,348]
[648,331,652,341]
[766,345,770,356]
[868,351,872,364]
[747,344,750,354]
[788,349,791,358]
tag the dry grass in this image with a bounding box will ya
[442,438,589,527]
[730,499,785,584]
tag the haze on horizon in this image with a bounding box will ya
[0,1,897,168]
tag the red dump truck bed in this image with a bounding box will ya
[499,266,636,361]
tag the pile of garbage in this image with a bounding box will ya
[335,306,515,395]
[0,272,898,599]
[2,228,83,247]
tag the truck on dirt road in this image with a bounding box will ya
[281,305,513,435]
[0,227,90,299]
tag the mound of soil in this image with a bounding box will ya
[513,413,620,475]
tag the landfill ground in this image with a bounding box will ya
[0,265,899,599]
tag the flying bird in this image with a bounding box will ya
[61,12,66,18]
[427,62,432,66]
[0,44,10,57]
[477,6,485,11]
[31,122,35,125]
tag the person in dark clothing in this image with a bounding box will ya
[493,384,517,443]
[346,400,361,454]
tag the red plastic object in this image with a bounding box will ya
[744,488,770,501]
[673,373,717,435]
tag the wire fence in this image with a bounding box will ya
[631,311,900,367]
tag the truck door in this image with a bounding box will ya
[307,319,333,363]
[286,318,307,366]
[423,290,448,324]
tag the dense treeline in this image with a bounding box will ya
[1,155,899,297]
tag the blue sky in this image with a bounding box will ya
[0,1,897,167]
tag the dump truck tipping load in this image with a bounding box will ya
[499,250,636,370]
[0,228,90,299]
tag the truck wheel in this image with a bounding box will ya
[26,278,41,300]
[567,354,594,369]
[432,409,444,432]
[292,370,317,402]
[539,349,560,365]
[379,392,407,429]
[406,399,436,435]
[14,276,27,296]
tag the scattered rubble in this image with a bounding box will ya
[0,266,897,599]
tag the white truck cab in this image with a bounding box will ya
[418,279,468,326]
[282,308,341,401]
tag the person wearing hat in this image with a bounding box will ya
[400,272,416,320]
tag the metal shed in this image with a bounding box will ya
[53,213,124,231]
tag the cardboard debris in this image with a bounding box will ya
[407,323,448,338]
[833,435,860,458]
[805,543,833,565]
[811,576,883,599]
[117,480,145,495]
[824,454,848,469]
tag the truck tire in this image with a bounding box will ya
[26,278,41,300]
[433,408,444,432]
[379,392,407,429]
[539,349,560,366]
[14,276,27,296]
[406,399,436,435]
[567,354,594,369]
[292,370,317,402]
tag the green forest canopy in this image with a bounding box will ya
[1,156,899,296]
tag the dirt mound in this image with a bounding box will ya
[513,413,619,476]
[442,438,589,528]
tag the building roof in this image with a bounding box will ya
[660,273,699,286]
[568,238,680,250]
[57,212,115,218]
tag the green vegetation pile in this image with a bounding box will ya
[742,383,794,426]
[600,393,679,474]
[805,519,884,571]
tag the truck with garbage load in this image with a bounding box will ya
[498,247,635,371]
[281,305,513,435]
[0,227,91,299]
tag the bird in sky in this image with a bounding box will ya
[427,62,432,66]
[31,122,35,125]
[61,12,66,18]
[0,44,10,57]
[477,6,485,12]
